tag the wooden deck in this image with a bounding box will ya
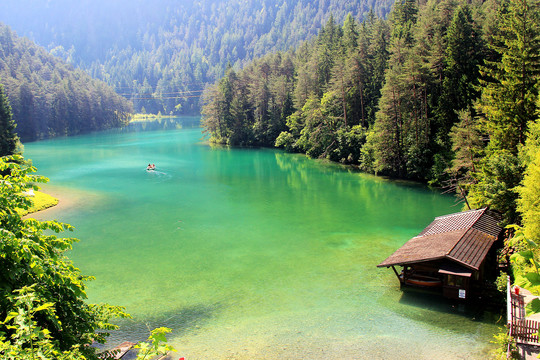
[98,341,136,360]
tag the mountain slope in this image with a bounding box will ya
[0,24,132,141]
[0,0,395,115]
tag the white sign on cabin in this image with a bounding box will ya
[459,289,466,299]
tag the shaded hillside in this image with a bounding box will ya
[0,0,395,115]
[0,24,132,142]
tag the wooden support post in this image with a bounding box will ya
[391,266,401,280]
[507,275,512,336]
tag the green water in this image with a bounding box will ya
[24,117,500,359]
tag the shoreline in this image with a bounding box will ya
[24,187,71,219]
[18,190,58,216]
[25,185,102,221]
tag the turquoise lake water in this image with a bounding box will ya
[24,117,501,359]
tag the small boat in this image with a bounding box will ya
[146,164,156,171]
[400,273,442,287]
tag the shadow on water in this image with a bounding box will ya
[103,302,223,348]
[396,288,505,332]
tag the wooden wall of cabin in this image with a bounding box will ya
[443,275,471,299]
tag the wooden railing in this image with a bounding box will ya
[507,276,540,345]
[510,317,540,343]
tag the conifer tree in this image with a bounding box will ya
[450,109,483,176]
[390,0,418,46]
[0,82,18,156]
[476,0,540,153]
[315,15,342,96]
[367,0,419,178]
[437,4,483,151]
[365,19,390,125]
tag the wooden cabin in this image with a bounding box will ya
[377,208,502,300]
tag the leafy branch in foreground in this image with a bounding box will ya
[508,225,540,317]
[0,155,129,359]
[0,285,84,360]
[133,327,176,360]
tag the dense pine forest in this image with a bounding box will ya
[0,25,132,142]
[0,0,396,116]
[202,0,540,226]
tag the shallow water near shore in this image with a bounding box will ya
[24,116,501,359]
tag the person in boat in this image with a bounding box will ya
[146,163,155,170]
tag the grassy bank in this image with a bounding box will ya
[18,191,59,215]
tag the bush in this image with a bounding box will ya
[275,131,296,152]
[490,328,519,360]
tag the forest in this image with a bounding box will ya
[202,0,540,227]
[0,24,133,142]
[0,0,539,358]
[0,0,396,116]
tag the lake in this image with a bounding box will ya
[24,116,501,359]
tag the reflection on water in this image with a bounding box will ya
[119,116,201,133]
[23,118,502,360]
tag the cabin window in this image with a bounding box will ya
[446,275,465,287]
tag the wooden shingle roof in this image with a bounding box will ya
[377,208,502,270]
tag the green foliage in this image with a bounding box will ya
[367,62,408,177]
[508,225,540,294]
[134,327,176,360]
[508,225,540,326]
[517,122,540,242]
[330,125,367,164]
[390,0,418,45]
[495,271,508,293]
[296,95,333,158]
[520,120,540,165]
[448,0,540,223]
[490,327,519,360]
[526,297,540,317]
[359,129,378,173]
[468,150,522,224]
[275,131,295,152]
[0,286,86,360]
[0,155,129,359]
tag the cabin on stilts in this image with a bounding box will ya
[377,208,502,300]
